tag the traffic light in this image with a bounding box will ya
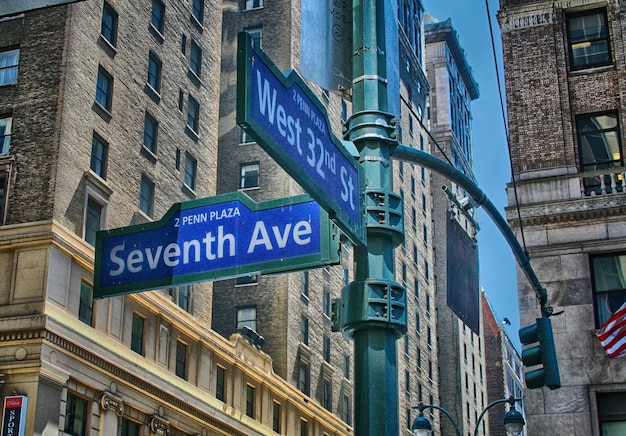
[519,316,561,390]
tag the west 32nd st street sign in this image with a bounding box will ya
[236,31,366,245]
[94,192,340,298]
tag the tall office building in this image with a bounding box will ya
[424,17,489,436]
[499,0,626,433]
[0,1,349,434]
[213,0,441,431]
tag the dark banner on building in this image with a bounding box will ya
[446,211,480,334]
[1,395,28,436]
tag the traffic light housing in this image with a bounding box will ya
[519,316,561,389]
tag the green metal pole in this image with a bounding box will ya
[341,0,406,434]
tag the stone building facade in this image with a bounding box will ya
[498,0,626,434]
[0,1,349,434]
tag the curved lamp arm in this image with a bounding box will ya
[473,397,523,436]
[413,403,461,436]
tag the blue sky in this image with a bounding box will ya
[422,0,522,347]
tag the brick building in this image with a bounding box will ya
[0,1,350,434]
[498,0,626,433]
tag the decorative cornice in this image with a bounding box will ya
[100,392,124,417]
[508,204,626,228]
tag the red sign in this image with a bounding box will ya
[1,396,27,436]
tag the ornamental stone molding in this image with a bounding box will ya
[498,0,621,32]
[150,415,171,435]
[100,392,124,417]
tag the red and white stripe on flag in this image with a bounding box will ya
[597,301,626,358]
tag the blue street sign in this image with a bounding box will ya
[94,192,340,298]
[237,32,366,245]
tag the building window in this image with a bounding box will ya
[323,335,331,362]
[343,354,350,379]
[240,127,253,144]
[187,95,199,133]
[405,370,410,392]
[323,288,331,317]
[143,112,158,153]
[184,152,197,190]
[84,196,104,246]
[342,394,352,425]
[79,281,94,326]
[246,384,255,418]
[216,366,226,401]
[90,133,108,179]
[121,418,141,436]
[175,339,188,379]
[236,306,257,331]
[272,401,281,433]
[243,0,263,11]
[0,48,19,85]
[567,8,611,70]
[322,378,332,410]
[95,66,113,111]
[300,419,308,436]
[301,316,309,345]
[151,0,165,34]
[131,312,145,355]
[191,0,204,24]
[190,40,202,77]
[591,253,626,327]
[0,175,7,225]
[299,359,310,395]
[577,112,623,194]
[301,271,309,297]
[139,175,154,217]
[239,162,260,189]
[64,393,88,435]
[147,52,162,92]
[169,285,191,312]
[100,2,118,46]
[0,116,12,154]
[597,391,626,434]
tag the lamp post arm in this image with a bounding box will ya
[414,404,462,436]
[392,145,552,317]
[472,397,521,436]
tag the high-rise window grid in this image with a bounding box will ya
[567,8,611,70]
[139,175,154,217]
[151,0,165,34]
[143,112,159,153]
[184,152,197,190]
[96,66,113,111]
[147,52,162,92]
[100,2,118,46]
[64,393,88,435]
[0,48,19,85]
[190,40,202,77]
[79,281,94,326]
[131,312,145,355]
[90,133,108,179]
[0,116,12,154]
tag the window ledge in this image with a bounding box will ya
[187,69,202,87]
[569,63,613,76]
[144,84,161,104]
[131,210,153,225]
[190,14,204,32]
[182,183,197,198]
[84,170,113,197]
[239,186,260,191]
[149,24,164,44]
[92,101,112,122]
[185,125,199,142]
[140,146,158,163]
[97,35,117,57]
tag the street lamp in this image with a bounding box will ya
[412,397,525,436]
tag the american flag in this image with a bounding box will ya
[597,301,626,358]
